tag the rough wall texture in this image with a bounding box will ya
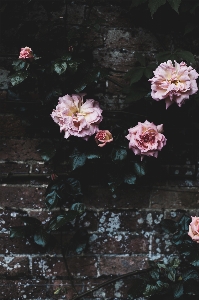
[0,1,198,299]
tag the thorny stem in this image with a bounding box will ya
[71,268,152,300]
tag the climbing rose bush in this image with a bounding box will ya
[188,216,199,243]
[149,60,199,109]
[51,94,103,140]
[95,130,113,147]
[126,121,166,160]
[19,46,34,60]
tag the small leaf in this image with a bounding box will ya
[48,211,78,231]
[34,228,50,247]
[167,0,182,13]
[150,269,160,280]
[53,61,67,75]
[12,60,26,71]
[124,87,149,102]
[176,50,195,64]
[173,282,183,298]
[125,67,144,84]
[70,150,87,170]
[130,0,147,8]
[111,148,127,161]
[45,190,60,209]
[86,153,101,160]
[189,250,199,267]
[10,226,27,238]
[148,0,166,17]
[184,22,196,35]
[168,268,176,282]
[70,203,86,214]
[134,162,146,177]
[66,178,82,196]
[182,269,199,281]
[178,215,191,232]
[124,173,136,185]
[36,139,56,162]
[10,71,28,86]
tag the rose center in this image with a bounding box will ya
[96,131,106,140]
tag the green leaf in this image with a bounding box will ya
[156,51,173,63]
[69,228,89,254]
[124,173,136,185]
[70,150,87,170]
[45,190,60,209]
[124,87,149,102]
[130,0,147,8]
[70,203,86,214]
[189,250,199,267]
[20,216,41,226]
[86,153,101,160]
[176,50,195,64]
[184,23,196,35]
[167,0,182,13]
[10,71,28,86]
[134,52,146,66]
[160,219,178,233]
[10,226,27,238]
[36,139,56,162]
[34,228,50,247]
[178,215,190,232]
[134,162,146,177]
[125,67,144,84]
[12,60,26,71]
[53,61,67,75]
[182,269,199,281]
[148,0,166,17]
[150,269,160,280]
[144,63,157,78]
[167,268,176,282]
[173,282,183,298]
[111,148,127,161]
[66,178,82,196]
[128,278,147,298]
[48,211,78,231]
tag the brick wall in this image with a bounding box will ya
[0,1,198,299]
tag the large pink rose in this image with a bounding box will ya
[188,216,199,243]
[19,47,34,60]
[126,121,166,160]
[51,94,103,140]
[149,60,199,109]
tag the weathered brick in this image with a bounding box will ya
[0,162,29,175]
[0,256,29,277]
[0,115,26,137]
[32,256,98,278]
[151,233,176,256]
[99,256,149,276]
[0,139,42,161]
[0,185,46,209]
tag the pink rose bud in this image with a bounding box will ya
[188,216,199,243]
[19,47,34,60]
[126,120,167,160]
[51,94,103,140]
[149,60,199,109]
[95,130,113,147]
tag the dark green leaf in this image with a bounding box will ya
[167,0,182,13]
[69,228,89,254]
[111,148,127,161]
[128,278,147,298]
[160,219,178,233]
[36,139,56,162]
[48,211,78,231]
[125,67,144,84]
[34,228,50,247]
[156,51,173,63]
[168,268,176,282]
[124,173,136,185]
[10,226,27,238]
[45,190,60,209]
[130,0,147,8]
[135,52,146,66]
[150,269,160,280]
[70,150,87,170]
[184,23,196,35]
[66,178,82,196]
[86,153,101,160]
[61,54,72,61]
[12,60,26,71]
[148,0,166,17]
[176,50,195,64]
[20,216,41,226]
[173,282,183,298]
[144,63,157,78]
[182,270,199,281]
[124,87,149,102]
[178,215,191,232]
[53,61,67,75]
[189,250,199,267]
[134,162,146,177]
[172,230,184,245]
[10,71,28,86]
[70,203,86,214]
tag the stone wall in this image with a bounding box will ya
[0,1,198,299]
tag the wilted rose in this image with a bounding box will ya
[19,47,34,60]
[126,120,166,160]
[95,130,113,147]
[149,60,199,109]
[51,94,103,140]
[188,216,199,243]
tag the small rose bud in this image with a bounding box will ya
[19,47,34,60]
[95,130,113,147]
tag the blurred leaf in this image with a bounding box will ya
[182,269,199,281]
[134,162,147,177]
[12,60,26,71]
[173,282,183,298]
[34,228,50,247]
[53,61,67,75]
[70,150,87,170]
[167,0,182,13]
[176,50,195,64]
[45,190,60,209]
[189,250,199,267]
[156,51,173,63]
[21,216,41,226]
[150,269,160,280]
[124,173,136,185]
[36,139,56,162]
[111,148,127,161]
[148,0,166,17]
[10,71,28,86]
[178,215,190,232]
[144,63,157,78]
[130,0,147,8]
[86,153,101,160]
[124,86,149,102]
[48,211,78,231]
[167,268,176,282]
[70,203,86,214]
[10,226,27,238]
[125,67,144,84]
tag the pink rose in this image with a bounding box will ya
[19,47,34,60]
[95,130,113,147]
[51,94,103,140]
[188,216,199,243]
[126,120,166,160]
[149,60,199,109]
